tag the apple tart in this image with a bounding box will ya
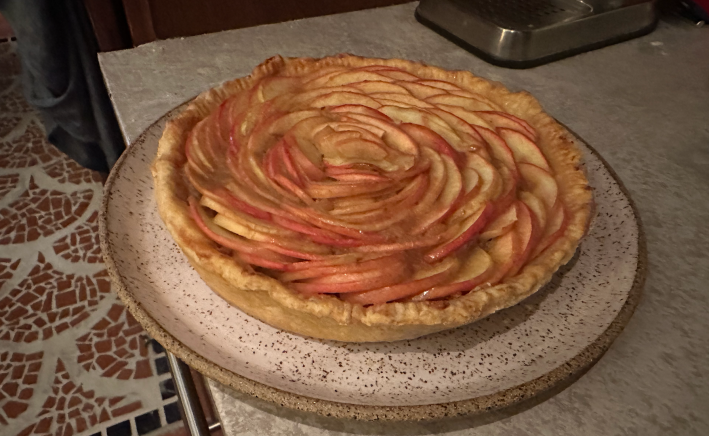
[152,55,592,342]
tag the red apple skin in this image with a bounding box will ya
[482,228,518,285]
[498,127,550,172]
[328,104,393,121]
[284,135,328,182]
[480,202,518,240]
[341,269,453,305]
[399,123,463,166]
[475,111,536,141]
[290,265,406,295]
[505,201,540,278]
[531,204,568,259]
[236,252,291,271]
[187,63,577,303]
[425,203,492,263]
[474,126,517,176]
[188,197,292,270]
[279,254,395,281]
[409,267,492,301]
[517,162,558,212]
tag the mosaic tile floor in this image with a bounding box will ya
[0,40,194,436]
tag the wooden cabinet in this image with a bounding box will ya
[84,0,410,51]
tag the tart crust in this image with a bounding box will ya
[152,55,592,342]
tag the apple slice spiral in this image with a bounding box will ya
[183,63,568,305]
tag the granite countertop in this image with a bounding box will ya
[98,3,709,435]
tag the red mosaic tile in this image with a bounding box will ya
[52,210,103,264]
[0,118,58,169]
[0,351,43,425]
[43,158,103,185]
[0,173,20,200]
[0,254,111,343]
[0,258,21,289]
[0,83,29,115]
[0,177,93,245]
[75,304,152,380]
[15,360,144,436]
[1,40,175,436]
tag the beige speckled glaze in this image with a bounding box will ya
[100,104,643,420]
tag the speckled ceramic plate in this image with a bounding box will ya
[100,104,644,421]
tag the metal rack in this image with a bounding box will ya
[166,351,222,436]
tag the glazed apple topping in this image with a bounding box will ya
[183,64,568,305]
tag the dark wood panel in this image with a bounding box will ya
[83,0,133,51]
[122,0,157,46]
[147,0,411,39]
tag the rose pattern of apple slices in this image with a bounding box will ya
[184,65,567,305]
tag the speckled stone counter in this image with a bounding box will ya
[98,3,709,434]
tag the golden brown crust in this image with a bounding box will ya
[152,55,593,342]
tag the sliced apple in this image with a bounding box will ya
[433,104,493,132]
[464,153,500,198]
[498,128,550,171]
[369,92,432,108]
[482,227,518,285]
[342,113,419,157]
[426,94,495,112]
[415,79,463,91]
[399,123,462,165]
[378,105,463,151]
[188,197,292,270]
[409,248,492,301]
[371,69,418,81]
[342,257,459,305]
[305,180,390,199]
[425,202,492,262]
[492,165,519,218]
[348,81,410,95]
[319,136,388,165]
[328,104,392,121]
[187,119,217,172]
[410,154,462,234]
[462,165,480,194]
[301,66,348,85]
[398,81,448,99]
[410,148,446,214]
[284,135,327,181]
[531,203,568,259]
[446,90,498,111]
[201,196,286,237]
[323,70,394,86]
[279,253,393,281]
[519,190,547,233]
[475,111,536,141]
[480,202,518,240]
[267,110,322,136]
[309,91,382,110]
[426,107,485,148]
[273,173,315,205]
[330,173,427,216]
[291,264,406,295]
[257,76,300,102]
[270,215,362,247]
[505,201,540,278]
[474,126,517,174]
[518,162,558,212]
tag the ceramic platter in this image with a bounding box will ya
[100,104,644,421]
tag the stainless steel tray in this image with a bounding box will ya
[416,0,658,68]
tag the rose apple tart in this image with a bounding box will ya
[152,55,592,342]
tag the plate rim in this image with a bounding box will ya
[99,105,646,422]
